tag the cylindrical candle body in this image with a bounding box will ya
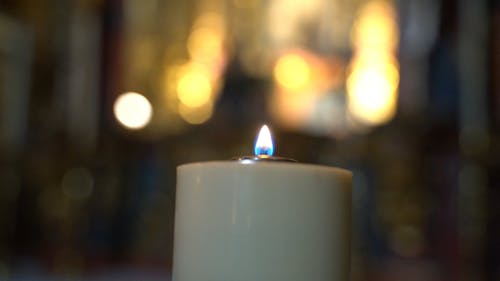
[173,161,352,281]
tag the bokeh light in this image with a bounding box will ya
[113,92,153,130]
[267,0,323,43]
[347,56,399,125]
[274,53,311,91]
[270,89,314,129]
[161,12,227,127]
[188,26,224,63]
[178,102,213,125]
[192,12,226,32]
[351,0,398,52]
[177,69,212,108]
[270,50,346,134]
[347,0,399,126]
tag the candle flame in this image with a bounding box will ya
[254,125,274,156]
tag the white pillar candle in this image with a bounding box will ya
[172,126,352,281]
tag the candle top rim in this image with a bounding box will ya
[233,156,298,163]
[177,160,352,176]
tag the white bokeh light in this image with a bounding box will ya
[113,92,153,130]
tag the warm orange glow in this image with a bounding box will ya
[270,89,314,128]
[347,56,399,125]
[113,92,153,129]
[177,69,212,108]
[187,12,226,64]
[188,27,224,63]
[192,12,226,31]
[351,0,398,52]
[269,50,346,131]
[173,12,226,113]
[267,0,323,43]
[274,54,311,91]
[178,102,213,125]
[347,0,399,126]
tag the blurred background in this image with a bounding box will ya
[0,0,498,280]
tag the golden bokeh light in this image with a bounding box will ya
[177,70,212,108]
[351,0,398,52]
[270,50,346,132]
[270,89,314,128]
[267,0,323,43]
[187,12,226,64]
[188,26,224,63]
[159,12,226,127]
[347,58,399,125]
[113,92,153,130]
[274,54,311,91]
[347,0,399,126]
[192,12,226,31]
[179,102,213,125]
[350,54,399,83]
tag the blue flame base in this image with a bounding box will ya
[254,146,273,157]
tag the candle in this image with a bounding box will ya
[173,125,352,281]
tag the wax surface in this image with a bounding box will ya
[173,161,352,281]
